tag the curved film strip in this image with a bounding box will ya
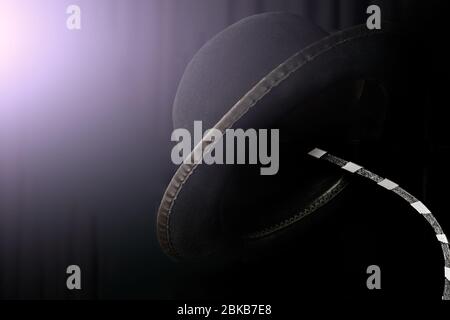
[308,148,450,300]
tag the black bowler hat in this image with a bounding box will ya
[157,12,410,261]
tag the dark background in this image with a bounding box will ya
[0,0,449,299]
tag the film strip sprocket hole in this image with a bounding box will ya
[308,148,450,300]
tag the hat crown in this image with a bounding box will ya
[173,12,327,132]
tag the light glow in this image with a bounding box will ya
[0,2,28,75]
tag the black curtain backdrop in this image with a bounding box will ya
[0,0,449,299]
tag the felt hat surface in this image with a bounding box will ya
[157,12,411,260]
